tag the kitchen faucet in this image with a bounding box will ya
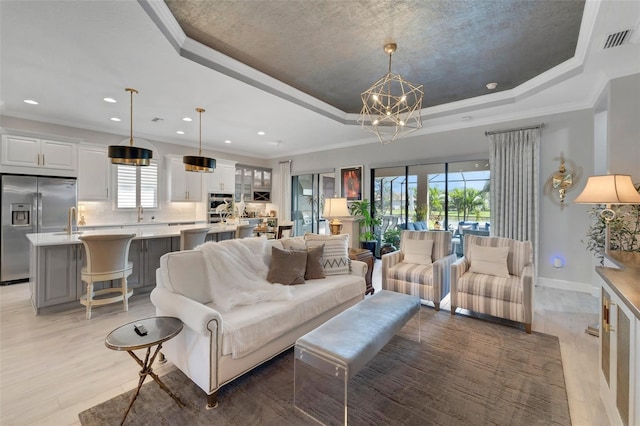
[137,205,144,223]
[66,206,77,235]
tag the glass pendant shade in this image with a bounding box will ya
[184,107,216,173]
[108,88,152,166]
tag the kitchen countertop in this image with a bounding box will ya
[597,251,640,320]
[26,224,237,247]
[77,220,207,229]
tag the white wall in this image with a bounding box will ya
[608,73,640,182]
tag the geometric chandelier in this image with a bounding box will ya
[358,43,424,144]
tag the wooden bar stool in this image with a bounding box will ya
[180,227,210,250]
[78,233,135,319]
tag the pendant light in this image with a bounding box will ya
[108,88,153,166]
[183,107,216,173]
[358,43,424,144]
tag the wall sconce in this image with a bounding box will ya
[551,158,574,204]
[323,198,350,235]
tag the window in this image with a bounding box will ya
[373,160,490,233]
[116,161,158,209]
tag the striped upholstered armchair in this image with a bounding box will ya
[382,230,456,310]
[450,234,534,333]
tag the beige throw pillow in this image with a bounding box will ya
[267,246,307,285]
[403,239,434,265]
[468,244,510,277]
[304,233,350,275]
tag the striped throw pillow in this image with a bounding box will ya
[304,233,350,276]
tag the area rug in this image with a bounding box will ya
[79,309,571,425]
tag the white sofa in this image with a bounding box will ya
[150,236,367,408]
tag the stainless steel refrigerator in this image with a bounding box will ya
[1,175,77,284]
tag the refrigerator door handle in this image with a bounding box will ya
[36,192,43,231]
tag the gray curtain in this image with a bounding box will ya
[488,128,539,267]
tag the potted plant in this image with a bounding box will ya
[583,184,640,264]
[349,199,382,253]
[380,227,401,256]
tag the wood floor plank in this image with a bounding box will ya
[0,265,610,425]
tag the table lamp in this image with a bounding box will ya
[574,174,640,337]
[323,198,350,235]
[575,174,640,252]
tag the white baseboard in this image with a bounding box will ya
[537,277,598,295]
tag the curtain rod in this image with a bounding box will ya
[485,123,544,136]
[278,160,292,164]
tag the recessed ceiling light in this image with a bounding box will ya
[182,117,192,122]
[257,131,266,136]
[103,97,117,103]
[110,117,121,122]
[24,99,38,105]
[176,130,184,135]
[486,82,498,90]
[224,140,231,144]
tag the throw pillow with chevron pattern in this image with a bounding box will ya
[304,233,350,276]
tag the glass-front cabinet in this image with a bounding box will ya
[235,165,272,202]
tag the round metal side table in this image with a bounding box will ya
[105,316,184,425]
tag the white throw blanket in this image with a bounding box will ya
[196,239,291,312]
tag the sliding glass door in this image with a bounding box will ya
[373,159,490,242]
[291,172,335,236]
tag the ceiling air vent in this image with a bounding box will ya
[603,29,632,49]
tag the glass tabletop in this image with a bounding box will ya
[105,316,183,351]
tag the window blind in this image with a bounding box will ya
[116,161,158,209]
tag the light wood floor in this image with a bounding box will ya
[0,263,609,426]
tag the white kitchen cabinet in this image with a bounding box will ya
[1,135,76,173]
[127,237,173,289]
[599,273,638,426]
[78,144,110,200]
[207,159,236,193]
[166,155,202,202]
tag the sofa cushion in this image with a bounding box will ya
[218,274,364,358]
[281,237,306,251]
[468,244,510,277]
[464,235,531,276]
[304,233,350,275]
[267,246,307,285]
[388,262,434,286]
[304,243,326,280]
[457,272,522,303]
[402,238,433,265]
[159,251,211,304]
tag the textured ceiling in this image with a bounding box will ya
[165,0,586,113]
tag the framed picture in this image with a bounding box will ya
[340,165,363,201]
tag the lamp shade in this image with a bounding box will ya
[183,155,216,172]
[574,174,640,204]
[323,198,350,218]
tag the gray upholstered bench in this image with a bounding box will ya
[294,290,420,425]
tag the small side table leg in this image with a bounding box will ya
[120,345,184,425]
